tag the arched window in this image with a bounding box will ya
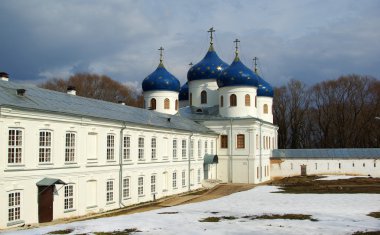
[220,96,224,107]
[230,94,237,107]
[175,99,178,111]
[150,98,156,110]
[245,94,250,106]
[164,98,170,109]
[201,90,207,104]
[255,96,257,108]
[190,93,193,106]
[263,104,268,114]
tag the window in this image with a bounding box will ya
[8,192,21,222]
[221,135,228,148]
[8,129,23,164]
[255,96,257,107]
[363,163,366,167]
[172,172,177,189]
[150,98,156,110]
[182,140,187,159]
[201,90,207,104]
[106,180,114,202]
[107,134,115,160]
[164,98,170,109]
[182,170,186,187]
[123,136,131,160]
[190,140,194,159]
[315,163,318,170]
[151,138,157,160]
[230,94,237,106]
[138,137,144,160]
[151,175,156,193]
[197,169,201,183]
[353,163,355,167]
[339,163,341,169]
[245,94,250,106]
[205,141,208,154]
[173,139,177,159]
[237,134,245,149]
[198,140,202,158]
[263,104,269,114]
[190,93,193,106]
[64,185,74,210]
[123,177,130,199]
[220,96,224,107]
[65,132,75,162]
[175,99,179,111]
[39,130,52,163]
[138,177,144,196]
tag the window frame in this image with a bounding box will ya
[138,137,145,160]
[164,98,170,109]
[173,139,177,159]
[172,171,177,189]
[230,94,237,107]
[221,135,228,149]
[123,177,130,199]
[151,174,156,194]
[65,132,76,163]
[138,176,144,196]
[106,180,114,203]
[150,98,156,110]
[182,170,186,187]
[201,90,207,104]
[64,184,74,210]
[151,137,157,160]
[8,129,23,164]
[39,130,52,163]
[106,134,115,161]
[181,139,187,159]
[8,191,21,222]
[245,94,250,106]
[123,136,131,160]
[236,134,245,149]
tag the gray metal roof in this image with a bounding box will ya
[272,149,380,159]
[36,178,66,186]
[179,106,274,125]
[0,80,216,134]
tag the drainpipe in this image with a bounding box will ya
[188,132,194,192]
[229,119,233,183]
[259,120,263,182]
[119,122,127,207]
[215,136,218,180]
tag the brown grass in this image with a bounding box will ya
[367,212,380,219]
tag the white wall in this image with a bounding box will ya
[188,79,219,108]
[0,107,216,228]
[218,86,258,118]
[271,158,380,178]
[257,96,273,123]
[143,90,179,115]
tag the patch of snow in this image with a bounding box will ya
[317,175,368,181]
[5,186,380,235]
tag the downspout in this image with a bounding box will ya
[229,119,233,183]
[119,122,127,207]
[259,120,263,182]
[188,132,194,192]
[215,136,218,180]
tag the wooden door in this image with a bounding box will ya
[300,165,307,176]
[38,186,54,223]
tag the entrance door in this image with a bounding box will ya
[300,165,307,176]
[38,186,54,223]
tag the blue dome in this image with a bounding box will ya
[217,56,259,88]
[257,75,274,97]
[179,82,189,100]
[187,45,228,81]
[142,63,180,92]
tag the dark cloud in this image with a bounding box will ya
[0,0,379,88]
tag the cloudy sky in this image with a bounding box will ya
[0,0,379,90]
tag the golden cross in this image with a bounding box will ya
[234,38,240,56]
[208,27,215,44]
[253,57,258,73]
[158,46,164,63]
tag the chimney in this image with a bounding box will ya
[0,72,9,81]
[17,89,26,96]
[117,100,126,105]
[67,86,76,95]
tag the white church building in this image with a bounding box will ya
[0,29,378,229]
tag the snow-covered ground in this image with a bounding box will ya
[316,175,367,181]
[5,185,380,235]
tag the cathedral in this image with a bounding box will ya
[1,28,377,229]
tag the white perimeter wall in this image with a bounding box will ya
[271,158,380,178]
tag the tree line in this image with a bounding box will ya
[39,73,143,107]
[273,75,380,149]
